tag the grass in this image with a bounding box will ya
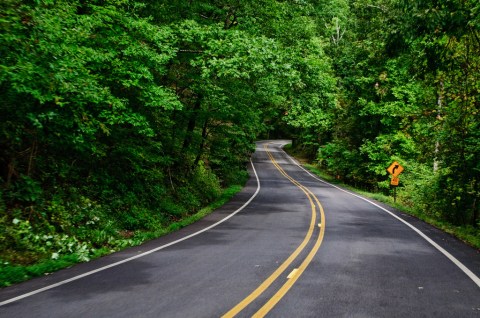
[0,184,244,288]
[133,185,243,242]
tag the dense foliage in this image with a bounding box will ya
[306,0,480,229]
[0,0,336,277]
[0,0,478,283]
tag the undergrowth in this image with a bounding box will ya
[0,179,246,288]
[284,145,480,250]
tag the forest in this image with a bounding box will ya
[1,0,479,285]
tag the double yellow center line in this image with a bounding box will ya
[222,143,326,317]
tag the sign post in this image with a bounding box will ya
[386,162,404,203]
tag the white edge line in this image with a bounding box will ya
[0,159,261,306]
[279,144,480,288]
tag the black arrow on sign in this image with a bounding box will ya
[392,164,399,175]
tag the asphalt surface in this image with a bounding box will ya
[0,140,479,317]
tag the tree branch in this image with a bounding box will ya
[178,49,204,54]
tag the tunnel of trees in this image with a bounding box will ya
[1,0,479,279]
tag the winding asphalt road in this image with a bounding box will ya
[1,140,479,317]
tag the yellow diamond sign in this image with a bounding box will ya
[387,161,404,177]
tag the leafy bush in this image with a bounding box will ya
[3,217,92,263]
[5,176,43,204]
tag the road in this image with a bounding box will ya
[1,140,479,317]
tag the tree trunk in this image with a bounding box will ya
[182,97,201,152]
[194,118,209,168]
[433,80,444,172]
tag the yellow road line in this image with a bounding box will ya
[222,143,325,317]
[222,144,316,318]
[287,269,299,279]
[253,187,326,317]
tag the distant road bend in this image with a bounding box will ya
[1,140,479,317]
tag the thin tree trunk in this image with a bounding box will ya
[182,97,201,152]
[194,118,209,168]
[433,80,444,172]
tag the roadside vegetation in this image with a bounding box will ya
[0,183,244,287]
[1,0,479,286]
[284,144,480,250]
